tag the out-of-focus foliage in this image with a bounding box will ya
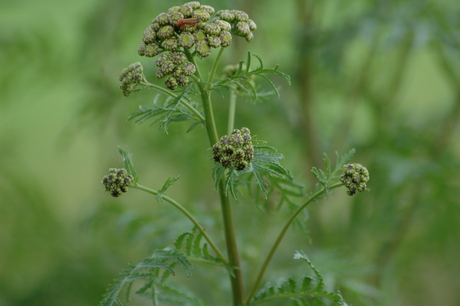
[0,0,459,305]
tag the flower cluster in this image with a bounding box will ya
[102,168,134,197]
[119,62,146,96]
[215,9,257,42]
[212,127,254,171]
[132,2,256,91]
[340,163,370,196]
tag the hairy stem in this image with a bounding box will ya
[132,184,226,263]
[246,182,344,302]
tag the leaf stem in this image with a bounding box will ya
[131,184,227,264]
[208,47,226,85]
[246,182,344,303]
[140,81,205,124]
[227,90,237,134]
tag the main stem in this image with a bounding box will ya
[190,49,245,305]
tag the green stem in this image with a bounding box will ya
[208,47,226,85]
[246,182,344,303]
[132,184,227,263]
[186,48,244,305]
[140,81,205,124]
[227,90,237,134]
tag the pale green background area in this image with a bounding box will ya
[1,0,459,305]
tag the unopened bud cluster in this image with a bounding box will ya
[102,168,134,197]
[130,2,256,91]
[340,164,370,196]
[212,127,254,171]
[119,62,146,96]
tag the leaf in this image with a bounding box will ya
[251,252,349,305]
[175,227,224,266]
[100,247,192,306]
[311,149,356,194]
[128,89,203,133]
[211,52,291,103]
[118,146,138,183]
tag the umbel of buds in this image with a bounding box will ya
[340,163,370,196]
[212,127,254,171]
[119,62,146,96]
[102,168,134,197]
[125,2,256,91]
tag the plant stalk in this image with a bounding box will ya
[132,184,226,263]
[190,48,245,305]
[246,182,344,303]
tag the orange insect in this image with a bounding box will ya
[176,18,202,28]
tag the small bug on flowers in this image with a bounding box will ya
[176,18,202,28]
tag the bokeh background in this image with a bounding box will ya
[1,0,459,305]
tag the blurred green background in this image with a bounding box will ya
[1,0,459,305]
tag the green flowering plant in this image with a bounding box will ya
[100,2,369,305]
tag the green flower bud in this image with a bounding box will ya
[194,30,207,42]
[220,31,232,47]
[177,75,189,87]
[179,32,195,48]
[233,10,249,22]
[234,160,248,171]
[248,19,257,31]
[143,26,156,43]
[221,156,233,168]
[154,13,171,26]
[184,1,201,9]
[156,69,165,79]
[151,22,161,31]
[230,129,244,146]
[168,6,181,13]
[203,23,221,35]
[214,20,232,31]
[220,135,230,145]
[179,5,194,17]
[236,22,251,35]
[172,66,183,77]
[162,37,179,51]
[169,51,187,65]
[161,61,175,74]
[200,5,215,15]
[165,75,178,90]
[196,41,211,57]
[232,148,245,161]
[157,25,175,40]
[169,12,185,25]
[193,10,211,22]
[216,10,235,21]
[181,62,197,76]
[222,144,235,156]
[155,53,170,67]
[208,35,221,48]
[142,43,161,57]
[245,32,254,42]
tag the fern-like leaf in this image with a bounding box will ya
[128,89,202,133]
[211,51,290,103]
[251,252,349,306]
[311,149,356,195]
[100,247,192,306]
